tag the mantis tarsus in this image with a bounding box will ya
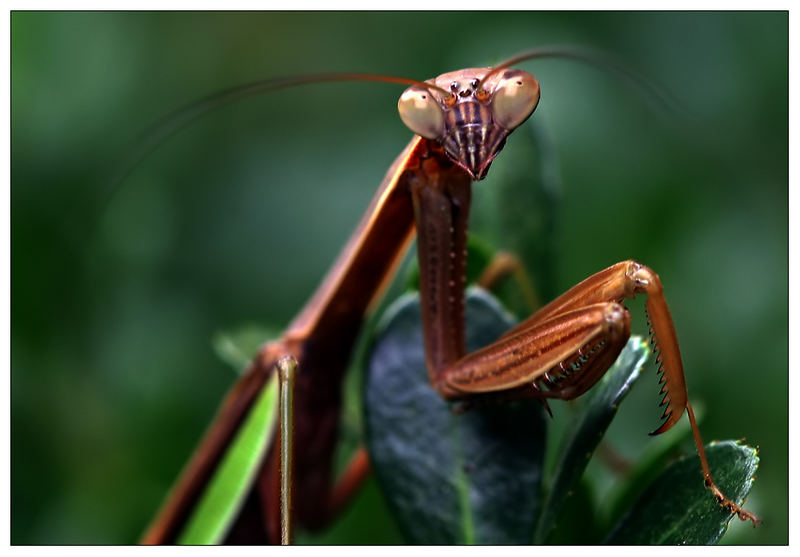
[139,48,760,544]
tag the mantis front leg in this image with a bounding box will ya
[411,180,760,525]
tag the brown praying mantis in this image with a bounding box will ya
[139,48,760,544]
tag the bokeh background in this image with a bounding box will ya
[11,12,787,544]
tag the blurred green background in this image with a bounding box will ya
[11,12,786,544]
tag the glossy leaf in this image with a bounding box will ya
[605,440,759,545]
[534,337,650,543]
[364,288,547,544]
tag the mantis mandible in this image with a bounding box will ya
[140,48,759,544]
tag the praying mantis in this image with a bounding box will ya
[138,47,760,545]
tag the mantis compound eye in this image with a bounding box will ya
[490,70,540,130]
[398,85,445,140]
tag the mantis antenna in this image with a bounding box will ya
[108,73,449,190]
[97,46,681,235]
[477,44,686,118]
[91,72,451,240]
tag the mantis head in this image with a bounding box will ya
[398,67,540,180]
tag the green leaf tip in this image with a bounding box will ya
[212,324,282,374]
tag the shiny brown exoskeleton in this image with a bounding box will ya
[142,53,759,545]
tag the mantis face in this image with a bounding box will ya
[398,67,540,180]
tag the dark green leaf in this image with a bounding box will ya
[364,288,547,544]
[535,337,650,543]
[605,440,759,544]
